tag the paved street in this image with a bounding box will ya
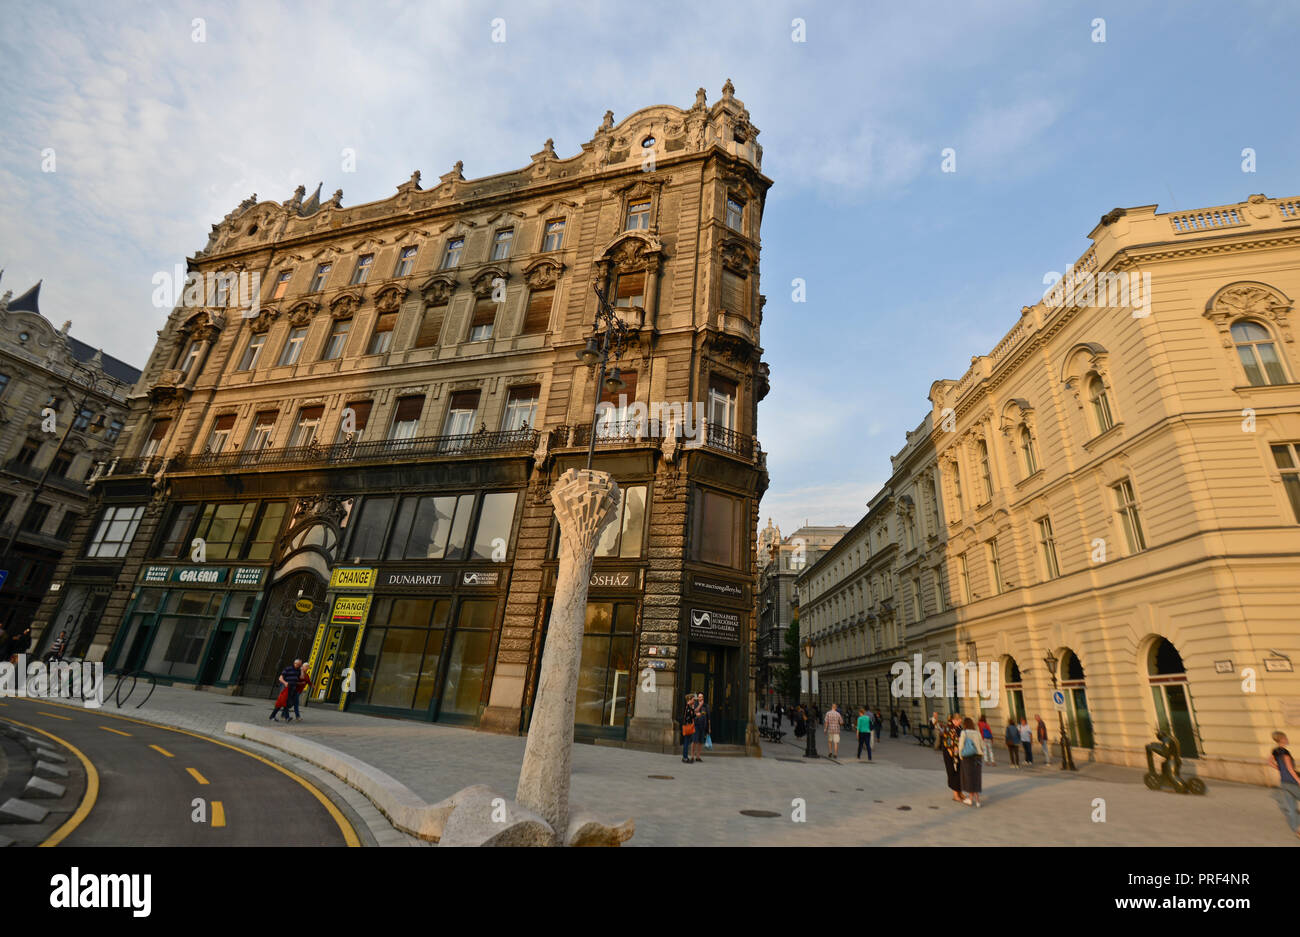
[0,698,358,846]
[35,684,1294,847]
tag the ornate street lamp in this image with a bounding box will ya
[803,638,818,758]
[575,284,632,470]
[1043,650,1077,771]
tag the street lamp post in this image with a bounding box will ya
[1043,650,1077,771]
[0,362,106,563]
[576,284,631,470]
[803,638,818,758]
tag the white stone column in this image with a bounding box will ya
[515,467,619,841]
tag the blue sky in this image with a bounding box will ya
[2,0,1297,533]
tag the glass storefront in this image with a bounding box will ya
[576,602,636,729]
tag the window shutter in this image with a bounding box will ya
[213,414,235,432]
[414,306,443,347]
[448,390,480,412]
[721,270,748,316]
[346,400,372,432]
[393,396,424,423]
[149,419,172,441]
[373,312,397,335]
[471,299,497,329]
[522,290,554,334]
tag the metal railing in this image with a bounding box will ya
[554,421,758,460]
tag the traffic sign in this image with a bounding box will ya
[1052,690,1067,711]
[0,570,7,591]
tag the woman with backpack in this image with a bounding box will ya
[958,717,984,807]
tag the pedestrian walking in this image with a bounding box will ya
[939,714,964,803]
[873,710,882,744]
[1035,715,1051,765]
[824,703,844,759]
[290,662,312,721]
[46,630,69,664]
[793,705,806,738]
[1269,731,1300,839]
[680,694,696,763]
[856,707,873,761]
[692,693,710,762]
[978,715,996,765]
[1005,719,1021,768]
[958,717,983,807]
[1019,717,1034,764]
[899,711,910,736]
[270,658,302,722]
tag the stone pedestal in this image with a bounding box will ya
[514,468,620,841]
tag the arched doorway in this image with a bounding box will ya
[1059,648,1093,748]
[1004,657,1025,723]
[1147,638,1199,758]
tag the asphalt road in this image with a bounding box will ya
[0,698,358,846]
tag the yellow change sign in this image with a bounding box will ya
[330,595,370,625]
[329,567,376,589]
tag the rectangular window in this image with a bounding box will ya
[179,340,202,378]
[1037,516,1060,579]
[912,578,923,623]
[542,219,565,251]
[310,263,332,292]
[245,502,288,561]
[51,454,73,477]
[707,375,737,431]
[614,271,645,309]
[350,254,374,285]
[194,502,258,560]
[469,300,496,342]
[593,485,648,559]
[936,564,950,612]
[245,411,277,452]
[15,440,40,467]
[205,414,235,454]
[291,406,324,447]
[721,269,748,317]
[141,419,171,458]
[491,229,514,261]
[322,318,351,360]
[414,304,444,348]
[957,552,971,603]
[986,538,1003,594]
[386,494,468,560]
[105,419,124,443]
[340,400,372,441]
[692,487,744,569]
[277,327,307,366]
[73,408,94,431]
[87,505,144,559]
[368,312,396,354]
[1272,443,1300,522]
[394,245,418,277]
[501,385,539,431]
[441,238,464,269]
[347,497,395,560]
[470,492,519,560]
[522,289,553,335]
[575,602,637,729]
[237,332,265,371]
[1112,479,1147,554]
[156,503,199,557]
[979,442,994,502]
[272,270,293,299]
[56,511,80,541]
[625,199,650,230]
[389,395,424,440]
[0,373,8,398]
[21,502,50,533]
[726,196,744,231]
[441,391,479,437]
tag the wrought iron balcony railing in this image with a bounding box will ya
[551,420,758,461]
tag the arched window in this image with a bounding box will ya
[1231,320,1288,386]
[1059,649,1093,748]
[1147,638,1199,759]
[1088,374,1114,434]
[978,440,994,502]
[1019,425,1039,476]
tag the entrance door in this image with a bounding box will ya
[199,620,237,685]
[688,646,739,744]
[240,571,326,699]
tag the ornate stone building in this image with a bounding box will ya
[0,282,140,641]
[34,83,772,753]
[804,193,1300,784]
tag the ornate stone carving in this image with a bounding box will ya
[288,300,318,326]
[720,239,756,275]
[248,307,280,334]
[523,258,565,290]
[1204,281,1293,346]
[471,268,509,299]
[420,275,457,306]
[374,286,408,314]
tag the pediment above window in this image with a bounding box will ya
[373,286,408,314]
[523,258,565,290]
[1204,281,1293,346]
[471,267,510,299]
[419,274,458,306]
[289,300,321,325]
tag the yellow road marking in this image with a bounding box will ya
[0,718,99,848]
[37,711,72,721]
[99,726,132,737]
[211,801,226,827]
[18,698,360,846]
[149,744,174,758]
[187,767,209,785]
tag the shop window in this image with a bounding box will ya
[245,502,288,561]
[354,598,452,710]
[194,502,259,560]
[593,485,647,558]
[470,492,518,560]
[576,602,637,729]
[1060,649,1093,748]
[691,487,744,569]
[87,505,144,559]
[439,600,498,717]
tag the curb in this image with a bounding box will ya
[224,722,448,841]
